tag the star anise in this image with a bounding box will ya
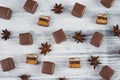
[118,50,120,54]
[59,77,66,80]
[88,56,101,69]
[1,29,10,40]
[39,42,52,56]
[113,24,120,37]
[51,3,64,14]
[18,74,30,80]
[72,31,84,43]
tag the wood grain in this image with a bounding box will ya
[0,0,120,80]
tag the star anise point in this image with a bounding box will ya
[51,3,64,14]
[39,42,52,56]
[18,74,30,80]
[88,56,101,69]
[72,31,84,43]
[1,29,10,41]
[113,24,120,37]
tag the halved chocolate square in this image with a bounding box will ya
[90,32,104,47]
[26,54,38,64]
[37,15,50,27]
[96,14,108,24]
[101,0,115,8]
[19,33,33,45]
[0,57,15,72]
[52,29,67,44]
[71,3,86,18]
[23,0,38,14]
[69,58,80,68]
[0,6,12,20]
[42,61,55,75]
[99,65,115,80]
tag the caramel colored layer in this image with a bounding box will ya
[26,60,38,64]
[69,64,80,68]
[96,19,107,24]
[37,20,49,27]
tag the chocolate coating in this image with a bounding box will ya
[90,32,104,47]
[52,29,66,44]
[71,3,86,18]
[0,57,15,72]
[0,6,12,20]
[23,0,38,14]
[99,65,115,80]
[42,61,55,75]
[19,33,33,45]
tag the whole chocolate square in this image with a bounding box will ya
[90,32,104,47]
[101,0,115,8]
[0,57,15,72]
[71,3,86,18]
[19,33,33,45]
[99,65,115,80]
[0,6,12,20]
[23,0,38,14]
[52,29,66,44]
[42,61,55,75]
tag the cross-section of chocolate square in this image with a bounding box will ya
[26,54,38,64]
[71,3,86,18]
[52,29,67,44]
[90,32,104,47]
[42,61,55,75]
[37,15,50,27]
[0,57,15,72]
[23,0,38,14]
[69,58,80,68]
[99,65,115,80]
[19,33,33,45]
[96,14,108,25]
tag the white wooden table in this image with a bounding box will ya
[0,0,120,80]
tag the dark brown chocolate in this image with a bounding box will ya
[71,3,86,18]
[90,32,104,47]
[0,6,12,20]
[0,57,15,72]
[101,0,115,8]
[99,65,115,80]
[52,29,66,44]
[19,33,33,45]
[42,61,55,75]
[23,0,38,14]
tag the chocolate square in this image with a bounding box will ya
[26,54,38,64]
[52,29,67,44]
[69,58,80,68]
[19,33,33,45]
[0,57,15,72]
[90,32,104,47]
[96,14,108,24]
[99,65,115,80]
[42,61,55,75]
[37,15,50,27]
[23,0,38,14]
[71,3,86,18]
[101,0,115,8]
[0,6,12,20]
